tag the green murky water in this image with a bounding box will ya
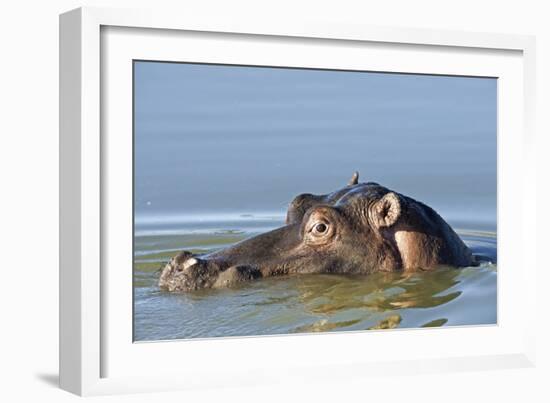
[133,217,496,341]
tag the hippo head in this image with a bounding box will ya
[159,172,474,292]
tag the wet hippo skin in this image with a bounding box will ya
[159,172,475,292]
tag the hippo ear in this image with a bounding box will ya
[348,171,359,186]
[373,192,401,228]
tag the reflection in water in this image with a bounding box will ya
[133,223,497,341]
[294,269,463,314]
[259,268,466,333]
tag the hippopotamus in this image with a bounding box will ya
[159,172,475,292]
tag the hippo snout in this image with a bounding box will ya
[159,250,264,292]
[159,251,218,292]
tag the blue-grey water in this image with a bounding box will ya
[133,62,497,341]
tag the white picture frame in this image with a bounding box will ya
[59,6,537,396]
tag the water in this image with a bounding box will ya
[133,215,496,341]
[133,61,497,341]
[134,62,496,225]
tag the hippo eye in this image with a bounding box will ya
[314,223,327,233]
[310,221,330,237]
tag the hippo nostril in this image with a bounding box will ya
[183,258,198,270]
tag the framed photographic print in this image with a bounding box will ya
[60,7,537,396]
